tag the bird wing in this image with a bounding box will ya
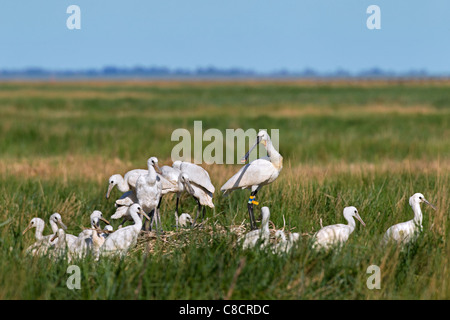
[220,159,275,193]
[161,166,181,183]
[124,169,147,188]
[180,162,215,194]
[157,173,178,193]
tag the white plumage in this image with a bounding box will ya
[272,230,300,254]
[221,130,282,230]
[135,157,163,231]
[312,206,365,250]
[22,217,50,256]
[173,161,215,226]
[383,193,436,245]
[100,203,150,257]
[106,169,147,199]
[239,206,271,249]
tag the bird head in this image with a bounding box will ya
[22,217,45,235]
[148,157,161,173]
[343,206,365,227]
[106,174,121,199]
[50,213,67,230]
[409,193,436,210]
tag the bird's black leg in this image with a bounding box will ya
[145,210,155,231]
[247,190,259,230]
[192,197,201,228]
[156,197,164,234]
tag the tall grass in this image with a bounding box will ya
[0,80,449,299]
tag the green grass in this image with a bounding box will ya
[0,80,449,299]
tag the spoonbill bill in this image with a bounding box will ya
[239,206,271,249]
[383,193,436,245]
[221,130,283,230]
[100,203,151,257]
[312,206,365,250]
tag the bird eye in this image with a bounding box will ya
[419,196,423,199]
[354,210,357,214]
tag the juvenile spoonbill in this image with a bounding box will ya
[111,191,138,228]
[135,157,163,231]
[312,206,365,250]
[100,203,151,257]
[383,193,436,245]
[220,130,282,230]
[48,213,77,248]
[176,172,214,227]
[175,213,194,229]
[272,230,300,254]
[72,210,110,258]
[239,206,271,249]
[49,228,70,260]
[22,217,49,256]
[106,169,147,199]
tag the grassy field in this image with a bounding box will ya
[0,80,449,299]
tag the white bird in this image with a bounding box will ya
[221,130,283,230]
[272,230,300,254]
[383,193,436,245]
[175,212,194,229]
[49,228,70,260]
[100,203,151,257]
[135,157,163,232]
[173,161,215,226]
[71,210,110,259]
[111,191,139,228]
[312,206,365,250]
[239,206,271,250]
[106,169,147,199]
[22,217,50,256]
[47,213,77,248]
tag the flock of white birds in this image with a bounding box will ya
[22,130,437,261]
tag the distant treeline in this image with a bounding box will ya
[0,66,443,79]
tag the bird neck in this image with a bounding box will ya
[411,203,423,227]
[117,176,130,192]
[146,165,157,183]
[261,217,270,234]
[344,215,356,232]
[131,212,143,230]
[35,223,45,241]
[49,220,58,233]
[265,139,283,170]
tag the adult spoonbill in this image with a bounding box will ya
[100,203,151,257]
[239,206,271,250]
[221,130,283,230]
[312,206,365,250]
[135,157,163,232]
[383,193,436,245]
[22,217,49,256]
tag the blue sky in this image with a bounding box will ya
[0,1,449,73]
